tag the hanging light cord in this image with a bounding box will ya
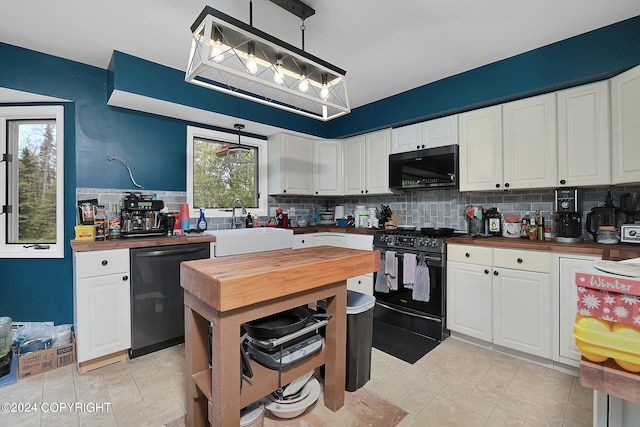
[106,154,144,189]
[301,20,306,50]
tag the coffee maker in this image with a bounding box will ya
[120,192,168,237]
[586,189,619,242]
[554,188,582,243]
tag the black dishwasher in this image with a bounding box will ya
[129,243,210,358]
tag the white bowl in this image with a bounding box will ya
[265,377,320,419]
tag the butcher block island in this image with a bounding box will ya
[180,246,380,427]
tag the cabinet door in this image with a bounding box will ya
[343,135,366,195]
[391,123,421,153]
[446,261,493,341]
[502,93,557,190]
[611,65,640,184]
[492,268,552,358]
[557,81,611,187]
[422,115,458,149]
[313,234,346,247]
[292,234,314,249]
[282,135,314,195]
[365,129,392,195]
[459,105,503,191]
[76,273,131,362]
[557,255,600,365]
[314,140,342,195]
[347,274,373,295]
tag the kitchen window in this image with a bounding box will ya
[186,126,268,218]
[0,106,64,258]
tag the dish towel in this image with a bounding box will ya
[374,251,389,293]
[403,253,417,289]
[412,256,431,302]
[385,251,398,291]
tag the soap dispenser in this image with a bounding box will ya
[197,208,208,231]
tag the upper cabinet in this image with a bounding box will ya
[460,93,557,191]
[344,129,392,195]
[557,81,611,187]
[502,93,558,190]
[459,105,503,191]
[611,64,640,185]
[313,139,343,196]
[268,133,314,195]
[391,115,458,154]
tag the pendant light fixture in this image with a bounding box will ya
[186,1,349,121]
[216,124,254,164]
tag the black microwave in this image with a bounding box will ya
[388,144,459,190]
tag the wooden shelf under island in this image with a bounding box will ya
[180,245,380,427]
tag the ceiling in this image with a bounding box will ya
[2,0,640,111]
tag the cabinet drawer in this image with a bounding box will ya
[447,245,493,265]
[347,274,373,295]
[75,249,130,279]
[493,248,551,273]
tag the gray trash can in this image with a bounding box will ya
[345,290,376,392]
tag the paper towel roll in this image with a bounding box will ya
[334,206,345,219]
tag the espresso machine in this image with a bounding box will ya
[120,192,168,237]
[554,188,582,243]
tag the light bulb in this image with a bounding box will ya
[273,63,284,85]
[298,76,309,93]
[247,55,258,75]
[212,40,224,63]
[320,84,329,100]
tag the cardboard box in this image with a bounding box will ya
[575,272,640,327]
[17,334,76,379]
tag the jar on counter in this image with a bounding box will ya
[502,216,521,238]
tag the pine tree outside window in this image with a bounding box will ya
[1,106,64,258]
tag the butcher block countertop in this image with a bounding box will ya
[70,235,216,252]
[180,245,379,312]
[445,235,635,257]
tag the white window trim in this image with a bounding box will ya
[186,126,268,218]
[0,105,64,259]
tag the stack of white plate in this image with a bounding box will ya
[264,373,320,419]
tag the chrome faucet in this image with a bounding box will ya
[231,198,247,228]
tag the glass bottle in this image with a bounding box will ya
[486,207,502,236]
[94,206,107,241]
[108,203,121,239]
[245,213,253,228]
[535,209,545,240]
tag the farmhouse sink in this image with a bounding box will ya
[204,227,294,257]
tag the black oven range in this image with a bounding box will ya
[373,229,450,347]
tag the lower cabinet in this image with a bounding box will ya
[554,253,601,367]
[73,249,131,368]
[293,235,313,249]
[447,244,553,359]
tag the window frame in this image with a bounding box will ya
[0,105,64,259]
[186,126,268,218]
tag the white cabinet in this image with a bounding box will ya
[447,245,493,341]
[345,234,374,295]
[554,253,601,367]
[459,105,503,191]
[492,248,553,358]
[268,133,314,195]
[73,249,131,366]
[313,233,345,247]
[502,93,557,190]
[459,93,557,191]
[557,81,611,187]
[343,129,392,195]
[313,139,342,195]
[293,234,313,249]
[391,115,458,154]
[447,245,553,359]
[611,65,640,184]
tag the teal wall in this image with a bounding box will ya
[0,15,639,324]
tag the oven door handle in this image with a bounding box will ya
[375,301,442,323]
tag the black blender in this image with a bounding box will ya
[554,188,582,243]
[586,189,619,242]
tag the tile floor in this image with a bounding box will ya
[0,337,592,426]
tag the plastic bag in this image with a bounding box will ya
[12,322,54,347]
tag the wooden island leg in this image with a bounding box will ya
[210,320,241,426]
[322,282,347,411]
[184,304,209,427]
